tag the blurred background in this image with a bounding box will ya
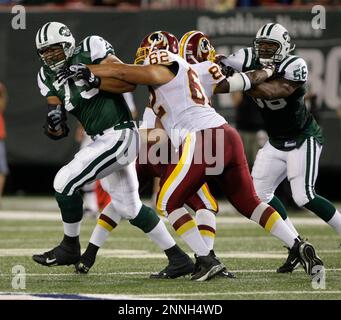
[0,1,340,206]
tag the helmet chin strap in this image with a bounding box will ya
[190,55,199,64]
[150,39,157,51]
[289,43,296,53]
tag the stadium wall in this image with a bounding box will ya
[0,8,340,194]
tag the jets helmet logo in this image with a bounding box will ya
[282,31,289,41]
[59,26,71,37]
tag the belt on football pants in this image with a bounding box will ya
[91,121,135,140]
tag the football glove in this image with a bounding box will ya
[57,64,101,89]
[215,54,235,78]
[47,105,63,132]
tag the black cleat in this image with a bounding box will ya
[209,250,235,279]
[217,268,236,279]
[277,244,301,274]
[75,254,96,274]
[32,242,80,267]
[190,252,225,281]
[150,256,195,279]
[299,241,324,278]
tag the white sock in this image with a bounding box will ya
[147,220,176,250]
[195,209,216,251]
[328,209,341,234]
[89,224,110,248]
[250,203,297,248]
[284,217,299,237]
[89,202,121,248]
[270,218,297,248]
[168,208,210,256]
[63,221,81,237]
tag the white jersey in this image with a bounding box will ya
[143,50,225,146]
[191,60,225,100]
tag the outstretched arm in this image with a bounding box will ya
[89,63,174,86]
[95,54,136,93]
[247,78,302,100]
[214,67,274,94]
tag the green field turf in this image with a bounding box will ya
[0,197,340,300]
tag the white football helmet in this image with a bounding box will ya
[254,23,294,65]
[36,22,75,72]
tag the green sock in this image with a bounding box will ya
[129,204,160,233]
[268,196,288,220]
[55,191,83,223]
[304,195,336,222]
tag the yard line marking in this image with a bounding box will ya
[0,211,334,226]
[0,248,339,258]
[0,268,340,277]
[1,290,341,300]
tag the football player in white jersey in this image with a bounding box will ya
[61,30,324,280]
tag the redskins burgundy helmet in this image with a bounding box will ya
[134,31,179,64]
[179,30,215,64]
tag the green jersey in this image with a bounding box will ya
[37,35,132,136]
[226,47,324,150]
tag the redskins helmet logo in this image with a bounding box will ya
[148,32,166,46]
[59,26,71,37]
[198,37,210,53]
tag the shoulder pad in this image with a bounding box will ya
[225,47,253,72]
[145,49,178,66]
[81,35,114,63]
[278,56,308,82]
[193,61,225,83]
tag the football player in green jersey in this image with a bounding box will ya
[32,22,195,278]
[221,23,341,273]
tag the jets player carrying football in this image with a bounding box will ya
[33,22,195,278]
[223,23,340,273]
[70,30,324,279]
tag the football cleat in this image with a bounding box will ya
[277,244,301,273]
[216,268,236,279]
[75,254,96,274]
[299,241,324,278]
[209,250,236,279]
[190,252,225,281]
[32,242,80,267]
[150,256,195,279]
